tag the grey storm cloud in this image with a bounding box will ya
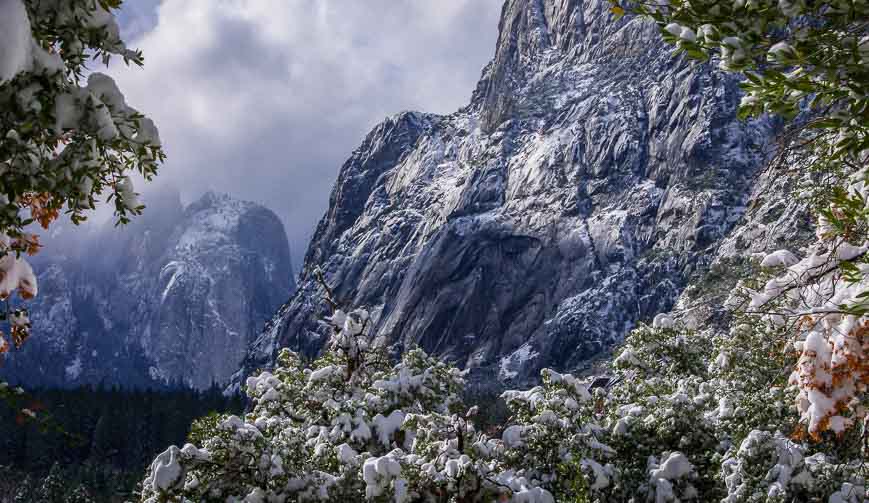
[109,0,503,269]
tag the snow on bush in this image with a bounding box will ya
[140,304,573,502]
[142,298,867,501]
[603,316,866,501]
[726,189,869,438]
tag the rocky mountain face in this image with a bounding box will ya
[1,190,294,390]
[672,157,814,334]
[239,0,780,388]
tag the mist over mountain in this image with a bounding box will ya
[1,189,294,390]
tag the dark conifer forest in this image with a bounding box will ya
[0,387,242,502]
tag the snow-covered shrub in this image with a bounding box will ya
[722,236,869,439]
[140,305,561,502]
[140,297,866,502]
[613,323,713,380]
[603,324,725,499]
[721,429,867,503]
[498,368,611,501]
[708,317,801,444]
[601,309,869,502]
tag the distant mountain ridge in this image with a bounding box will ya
[1,190,294,390]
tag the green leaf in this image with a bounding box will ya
[809,119,842,129]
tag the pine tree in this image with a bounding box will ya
[35,462,67,502]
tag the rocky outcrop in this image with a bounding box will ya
[1,190,294,390]
[239,0,777,388]
[672,157,815,332]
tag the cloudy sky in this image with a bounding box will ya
[110,1,502,268]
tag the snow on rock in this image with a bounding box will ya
[238,0,775,389]
[499,343,540,380]
[65,356,82,380]
[652,313,675,330]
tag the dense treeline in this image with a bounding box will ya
[0,386,242,502]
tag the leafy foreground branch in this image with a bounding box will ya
[0,0,163,419]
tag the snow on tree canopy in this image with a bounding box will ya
[760,249,800,268]
[138,303,605,502]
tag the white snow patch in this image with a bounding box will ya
[499,343,539,380]
[65,356,83,380]
[760,249,799,268]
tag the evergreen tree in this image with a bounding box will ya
[64,484,96,503]
[12,473,35,502]
[34,462,67,502]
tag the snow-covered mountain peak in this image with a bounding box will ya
[174,191,257,251]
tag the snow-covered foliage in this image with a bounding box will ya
[142,302,867,501]
[620,0,869,439]
[0,0,162,378]
[140,303,563,502]
[721,430,866,502]
[605,320,868,501]
[727,216,869,439]
[0,0,163,238]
